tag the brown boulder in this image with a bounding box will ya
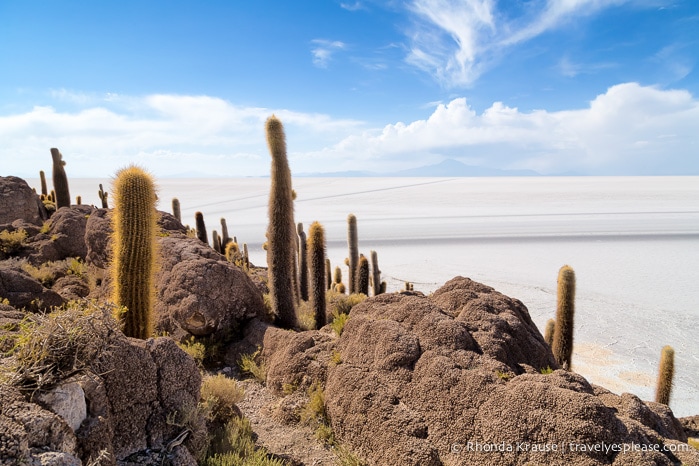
[323,276,698,466]
[154,235,265,340]
[84,208,112,269]
[29,205,94,263]
[0,176,46,226]
[0,264,65,311]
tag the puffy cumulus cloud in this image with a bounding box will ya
[405,0,634,87]
[308,83,699,175]
[0,93,363,177]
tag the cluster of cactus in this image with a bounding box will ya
[111,165,158,339]
[265,115,298,329]
[50,148,71,209]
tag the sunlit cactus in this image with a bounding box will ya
[111,165,158,339]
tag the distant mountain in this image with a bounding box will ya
[297,159,541,177]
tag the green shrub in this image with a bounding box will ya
[0,229,27,256]
[178,337,206,367]
[238,349,267,384]
[201,374,245,423]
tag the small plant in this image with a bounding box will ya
[540,366,554,375]
[178,337,206,367]
[330,350,343,366]
[0,229,27,256]
[282,382,298,395]
[495,370,512,381]
[326,290,366,317]
[201,374,245,423]
[300,382,335,445]
[688,438,699,450]
[204,416,286,466]
[67,257,87,277]
[238,348,267,384]
[296,300,316,331]
[334,445,366,466]
[330,313,349,337]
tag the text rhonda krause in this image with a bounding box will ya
[450,441,691,454]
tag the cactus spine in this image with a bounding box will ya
[655,345,674,405]
[172,198,181,222]
[50,148,71,209]
[297,223,309,302]
[195,211,209,245]
[98,184,109,208]
[357,254,369,295]
[111,165,157,339]
[347,214,358,293]
[544,318,555,347]
[39,170,48,196]
[308,221,327,329]
[370,250,382,296]
[552,265,575,370]
[266,115,297,329]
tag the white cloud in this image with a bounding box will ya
[308,83,699,175]
[310,39,346,68]
[1,84,696,178]
[0,94,363,178]
[404,0,632,87]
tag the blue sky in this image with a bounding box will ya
[1,0,697,177]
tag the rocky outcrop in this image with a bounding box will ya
[0,311,205,465]
[0,264,65,311]
[28,205,94,263]
[0,176,45,226]
[251,276,697,466]
[154,235,266,341]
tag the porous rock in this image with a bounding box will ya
[0,176,45,225]
[321,276,698,465]
[0,265,65,311]
[29,205,94,263]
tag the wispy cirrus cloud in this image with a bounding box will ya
[310,39,347,68]
[404,0,637,87]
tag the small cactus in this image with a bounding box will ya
[552,265,575,370]
[195,211,209,245]
[39,170,47,196]
[243,243,250,270]
[655,345,675,405]
[357,254,369,295]
[297,223,309,302]
[76,195,82,205]
[212,230,221,253]
[370,250,382,296]
[50,148,71,209]
[111,165,157,339]
[333,266,343,289]
[221,217,231,249]
[325,258,332,290]
[347,214,358,293]
[307,221,326,329]
[172,198,181,222]
[98,184,109,208]
[544,319,555,347]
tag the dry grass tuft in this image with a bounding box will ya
[238,348,267,384]
[201,373,245,423]
[0,300,121,392]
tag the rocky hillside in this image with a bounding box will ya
[1,175,698,465]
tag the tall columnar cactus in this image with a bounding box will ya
[98,184,109,208]
[221,217,231,249]
[76,195,82,205]
[655,345,675,405]
[39,170,48,196]
[243,243,249,270]
[357,254,369,295]
[111,165,157,339]
[347,214,358,293]
[266,115,297,329]
[544,318,555,347]
[195,211,209,245]
[172,198,181,222]
[50,148,71,209]
[552,265,576,370]
[308,221,327,329]
[297,223,309,302]
[370,250,382,296]
[333,266,343,290]
[325,258,332,290]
